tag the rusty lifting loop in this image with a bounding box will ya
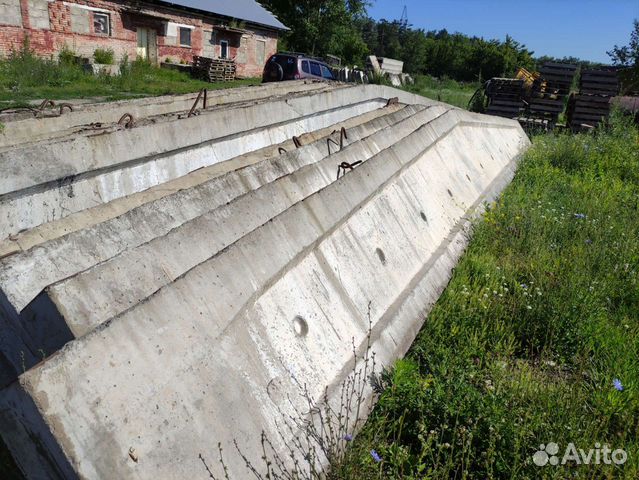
[278,147,288,154]
[386,97,399,107]
[188,88,208,118]
[34,99,55,117]
[59,103,73,115]
[38,99,55,111]
[292,136,302,148]
[327,127,348,155]
[118,113,135,129]
[336,160,363,180]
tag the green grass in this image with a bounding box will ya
[0,43,259,106]
[333,113,639,479]
[402,75,481,109]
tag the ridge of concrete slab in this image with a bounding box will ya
[10,110,528,479]
[31,106,433,347]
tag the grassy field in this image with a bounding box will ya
[0,43,259,107]
[402,75,480,109]
[333,113,639,479]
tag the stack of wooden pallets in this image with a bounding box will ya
[485,78,525,118]
[528,62,578,124]
[193,56,236,82]
[567,69,619,131]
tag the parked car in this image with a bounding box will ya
[262,53,335,82]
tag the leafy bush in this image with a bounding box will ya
[0,41,257,104]
[0,37,85,95]
[58,44,77,65]
[93,48,114,65]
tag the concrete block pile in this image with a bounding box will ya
[0,81,529,479]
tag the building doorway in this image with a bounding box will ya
[136,27,157,62]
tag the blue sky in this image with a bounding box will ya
[367,0,638,63]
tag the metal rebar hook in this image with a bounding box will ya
[118,113,135,129]
[336,160,363,180]
[188,88,208,118]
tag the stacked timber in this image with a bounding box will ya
[193,55,236,82]
[528,62,578,123]
[568,69,619,131]
[485,78,525,118]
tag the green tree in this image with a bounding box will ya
[607,19,639,67]
[259,0,370,64]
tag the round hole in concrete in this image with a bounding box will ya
[293,316,309,337]
[420,211,427,222]
[375,248,387,265]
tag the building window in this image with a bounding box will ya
[179,27,192,47]
[220,40,229,59]
[93,12,110,35]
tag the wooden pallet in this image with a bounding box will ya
[528,62,577,121]
[485,78,525,118]
[565,69,619,131]
[568,94,612,130]
[580,69,619,96]
[192,56,236,82]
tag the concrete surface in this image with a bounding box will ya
[0,82,530,479]
[0,91,384,240]
[0,81,332,149]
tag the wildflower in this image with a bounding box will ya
[585,239,593,244]
[574,213,587,219]
[343,434,353,442]
[613,379,624,392]
[370,449,382,463]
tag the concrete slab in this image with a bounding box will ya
[0,105,406,259]
[0,95,390,240]
[0,83,529,479]
[0,81,334,149]
[24,105,435,350]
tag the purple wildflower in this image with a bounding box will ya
[370,449,382,463]
[613,379,624,391]
[343,434,353,442]
[574,213,587,220]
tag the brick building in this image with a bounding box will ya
[0,0,287,77]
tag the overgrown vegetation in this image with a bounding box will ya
[402,75,480,109]
[331,112,639,478]
[93,47,115,65]
[0,39,258,105]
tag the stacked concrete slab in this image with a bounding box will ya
[0,82,530,479]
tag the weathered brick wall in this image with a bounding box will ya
[0,0,279,77]
[235,28,278,78]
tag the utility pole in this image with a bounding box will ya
[400,5,408,28]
